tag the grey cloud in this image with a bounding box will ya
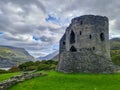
[40,36,53,42]
[0,0,46,13]
[0,0,120,57]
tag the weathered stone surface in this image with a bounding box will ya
[57,51,116,73]
[57,15,117,73]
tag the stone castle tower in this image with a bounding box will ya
[57,15,116,73]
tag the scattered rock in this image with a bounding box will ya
[0,72,47,90]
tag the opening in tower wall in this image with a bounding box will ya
[93,47,95,50]
[63,42,65,45]
[80,21,83,25]
[70,30,75,44]
[80,31,82,35]
[89,34,92,39]
[70,46,77,52]
[100,33,105,41]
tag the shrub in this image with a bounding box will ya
[26,66,37,71]
[8,66,20,72]
[18,61,34,71]
[37,64,50,71]
[110,50,120,66]
[18,60,58,71]
[0,69,7,74]
[111,55,120,66]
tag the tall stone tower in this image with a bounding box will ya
[57,15,116,73]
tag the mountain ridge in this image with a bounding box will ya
[0,45,35,68]
[37,50,59,60]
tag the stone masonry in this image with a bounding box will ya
[0,72,47,90]
[57,15,117,73]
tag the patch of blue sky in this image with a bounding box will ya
[45,14,70,26]
[45,14,60,24]
[32,36,39,41]
[0,10,3,14]
[52,43,59,50]
[0,32,4,35]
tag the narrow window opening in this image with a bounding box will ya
[80,21,83,25]
[80,31,82,35]
[70,30,75,44]
[100,33,105,41]
[70,46,77,52]
[93,47,95,50]
[89,35,92,39]
[63,42,65,45]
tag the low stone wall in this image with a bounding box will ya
[0,72,47,90]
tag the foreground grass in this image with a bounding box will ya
[0,72,21,82]
[9,71,120,90]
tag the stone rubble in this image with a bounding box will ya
[0,72,47,90]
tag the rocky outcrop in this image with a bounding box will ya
[0,72,47,90]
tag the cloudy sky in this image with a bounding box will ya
[0,0,120,58]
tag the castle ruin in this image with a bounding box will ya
[57,15,116,73]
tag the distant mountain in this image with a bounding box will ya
[110,38,120,50]
[110,38,120,66]
[0,45,35,68]
[37,50,59,60]
[52,54,59,61]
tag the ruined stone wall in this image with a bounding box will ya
[0,72,47,90]
[57,50,116,73]
[57,15,116,73]
[65,15,110,59]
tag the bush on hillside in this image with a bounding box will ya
[18,60,58,71]
[111,55,120,66]
[110,50,120,66]
[26,66,37,71]
[8,66,20,72]
[18,61,34,71]
[0,69,7,74]
[37,64,50,71]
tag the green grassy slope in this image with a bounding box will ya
[9,71,120,90]
[0,46,35,64]
[110,38,120,66]
[0,72,21,82]
[111,50,120,66]
[110,38,120,50]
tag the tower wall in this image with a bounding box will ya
[57,15,116,73]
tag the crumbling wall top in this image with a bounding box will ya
[71,15,108,25]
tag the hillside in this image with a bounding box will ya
[0,45,35,68]
[110,38,120,65]
[110,38,120,50]
[37,50,59,60]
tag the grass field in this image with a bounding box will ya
[0,72,21,82]
[8,71,120,90]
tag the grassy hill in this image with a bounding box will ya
[110,38,120,50]
[0,72,21,82]
[0,46,35,68]
[8,71,120,90]
[111,50,120,66]
[110,38,120,66]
